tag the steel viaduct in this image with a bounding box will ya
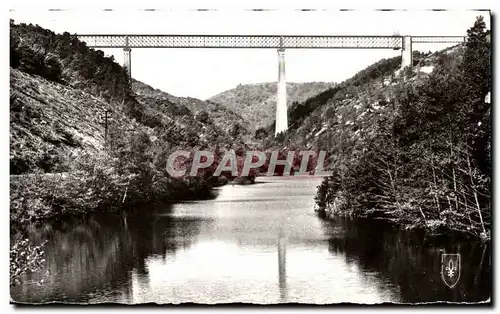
[76,34,465,135]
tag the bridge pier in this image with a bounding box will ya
[123,47,132,81]
[275,48,288,136]
[401,36,412,70]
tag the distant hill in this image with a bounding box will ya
[208,82,336,131]
[132,80,250,137]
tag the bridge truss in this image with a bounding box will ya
[75,34,466,136]
[76,35,465,49]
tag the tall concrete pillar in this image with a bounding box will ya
[123,47,132,81]
[275,48,288,136]
[401,36,412,70]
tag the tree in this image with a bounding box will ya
[196,110,209,123]
[255,127,268,139]
[460,16,491,175]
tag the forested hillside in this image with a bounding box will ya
[208,81,335,132]
[133,80,250,138]
[267,17,491,240]
[9,21,248,225]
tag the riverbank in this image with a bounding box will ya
[10,170,215,226]
[314,199,490,242]
[10,170,265,226]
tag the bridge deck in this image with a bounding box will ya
[76,35,465,49]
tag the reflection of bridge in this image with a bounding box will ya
[278,228,287,301]
[77,34,466,135]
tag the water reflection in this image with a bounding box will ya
[10,177,491,304]
[10,204,205,303]
[277,226,287,302]
[321,216,491,303]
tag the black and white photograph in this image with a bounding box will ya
[8,3,492,306]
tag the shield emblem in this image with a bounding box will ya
[441,253,461,288]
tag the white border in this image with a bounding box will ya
[2,0,498,313]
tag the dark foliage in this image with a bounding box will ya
[313,17,491,239]
[10,20,130,102]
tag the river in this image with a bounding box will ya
[10,177,491,304]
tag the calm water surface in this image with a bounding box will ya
[11,177,491,304]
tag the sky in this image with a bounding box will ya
[9,9,490,99]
